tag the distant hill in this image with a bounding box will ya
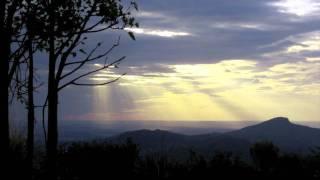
[110,129,190,151]
[108,129,251,158]
[227,117,320,152]
[107,117,320,158]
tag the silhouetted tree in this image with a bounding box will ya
[250,141,279,173]
[25,0,38,178]
[0,2,44,178]
[276,153,305,178]
[0,0,31,175]
[187,150,207,179]
[0,2,9,161]
[58,140,139,180]
[28,0,138,178]
[307,147,320,179]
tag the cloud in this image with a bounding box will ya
[33,0,320,121]
[286,33,320,53]
[210,21,286,31]
[124,27,192,38]
[81,0,320,67]
[91,57,319,96]
[271,0,320,17]
[59,55,320,121]
[135,11,167,19]
[86,58,319,121]
[306,57,320,62]
[259,31,320,65]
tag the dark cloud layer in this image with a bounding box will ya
[94,0,320,66]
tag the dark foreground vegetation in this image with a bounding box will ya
[8,140,320,180]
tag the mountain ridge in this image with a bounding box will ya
[107,117,320,156]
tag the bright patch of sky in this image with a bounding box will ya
[124,27,191,38]
[271,0,320,16]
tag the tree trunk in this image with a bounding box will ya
[27,38,35,180]
[0,0,10,170]
[47,53,58,179]
[47,2,58,177]
[47,84,58,179]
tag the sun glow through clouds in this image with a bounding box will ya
[89,59,320,122]
[71,2,320,123]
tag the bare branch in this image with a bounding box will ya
[84,22,119,33]
[55,1,99,81]
[60,37,121,80]
[58,56,126,91]
[71,73,126,86]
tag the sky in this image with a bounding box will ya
[16,0,320,123]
